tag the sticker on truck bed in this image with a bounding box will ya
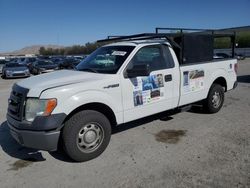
[183,69,204,93]
[133,74,164,106]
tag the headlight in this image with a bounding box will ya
[6,70,12,74]
[25,69,29,73]
[25,98,57,122]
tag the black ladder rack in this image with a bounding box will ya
[98,33,175,43]
[155,27,236,38]
[97,27,236,64]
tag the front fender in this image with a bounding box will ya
[50,90,123,124]
[62,90,119,113]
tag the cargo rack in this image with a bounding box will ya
[97,27,236,64]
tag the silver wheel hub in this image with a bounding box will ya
[77,123,104,153]
[212,91,221,108]
[84,130,97,143]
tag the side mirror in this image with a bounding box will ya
[126,64,150,78]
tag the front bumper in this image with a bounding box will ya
[8,123,60,151]
[6,72,30,78]
[7,113,66,151]
[40,69,56,73]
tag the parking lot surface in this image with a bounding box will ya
[0,60,250,188]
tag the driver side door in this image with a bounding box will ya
[121,44,176,122]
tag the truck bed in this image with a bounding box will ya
[178,58,237,106]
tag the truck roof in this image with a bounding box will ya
[104,39,171,47]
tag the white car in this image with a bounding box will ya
[7,32,237,162]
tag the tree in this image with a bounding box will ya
[39,47,46,55]
[39,42,103,56]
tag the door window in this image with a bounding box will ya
[127,45,174,73]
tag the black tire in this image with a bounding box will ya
[2,72,6,79]
[33,69,39,75]
[62,110,111,162]
[203,84,224,113]
[32,69,37,75]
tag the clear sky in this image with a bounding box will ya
[0,0,250,52]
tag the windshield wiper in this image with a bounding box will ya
[78,68,98,73]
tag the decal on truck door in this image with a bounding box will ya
[183,69,204,93]
[133,74,164,106]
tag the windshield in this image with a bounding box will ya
[0,61,7,65]
[6,63,26,67]
[37,61,53,65]
[76,46,135,74]
[29,58,37,62]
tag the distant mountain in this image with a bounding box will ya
[1,45,64,55]
[219,26,250,32]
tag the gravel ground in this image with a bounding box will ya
[0,59,249,188]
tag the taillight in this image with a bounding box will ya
[234,63,238,74]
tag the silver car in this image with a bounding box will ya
[2,63,30,79]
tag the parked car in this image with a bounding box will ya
[214,52,230,59]
[213,54,222,59]
[73,55,86,61]
[235,53,245,60]
[214,52,245,60]
[58,58,81,69]
[2,62,30,79]
[30,60,58,75]
[51,57,64,64]
[17,57,37,67]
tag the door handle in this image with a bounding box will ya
[164,74,172,82]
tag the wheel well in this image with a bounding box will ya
[64,103,117,127]
[213,77,227,92]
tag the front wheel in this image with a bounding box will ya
[203,84,224,113]
[2,72,6,79]
[62,110,111,162]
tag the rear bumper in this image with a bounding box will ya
[233,81,238,89]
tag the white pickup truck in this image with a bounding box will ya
[7,31,238,162]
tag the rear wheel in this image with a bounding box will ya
[203,84,224,113]
[62,110,111,162]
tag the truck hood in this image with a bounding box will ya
[17,70,109,97]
